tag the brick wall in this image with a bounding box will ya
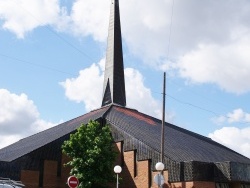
[115,142,217,188]
[20,155,70,188]
[20,170,39,188]
[60,154,71,186]
[18,141,229,188]
[169,181,215,188]
[114,143,150,188]
[43,160,58,188]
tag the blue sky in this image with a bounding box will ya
[0,0,250,158]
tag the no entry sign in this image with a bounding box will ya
[67,176,79,188]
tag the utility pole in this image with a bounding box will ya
[154,72,166,188]
[161,72,166,163]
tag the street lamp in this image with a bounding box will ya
[114,165,122,188]
[154,162,165,188]
[155,162,164,171]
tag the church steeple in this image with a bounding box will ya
[101,0,126,107]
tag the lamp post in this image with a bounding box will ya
[156,162,164,171]
[155,162,165,188]
[114,165,122,188]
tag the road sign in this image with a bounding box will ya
[154,174,164,186]
[67,176,79,188]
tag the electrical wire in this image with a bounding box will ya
[151,86,250,125]
[3,1,249,126]
[158,0,249,125]
[167,79,233,111]
[166,0,175,60]
[165,92,250,125]
[0,53,75,76]
[9,0,95,63]
[166,93,219,116]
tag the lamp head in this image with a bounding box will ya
[114,165,122,173]
[155,162,164,171]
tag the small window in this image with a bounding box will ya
[216,183,229,188]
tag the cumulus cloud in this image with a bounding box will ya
[177,33,250,94]
[209,127,250,158]
[60,59,105,111]
[119,0,174,64]
[68,0,250,94]
[70,0,110,41]
[0,89,58,149]
[125,68,162,119]
[169,1,250,94]
[213,108,250,125]
[0,0,68,38]
[1,0,250,94]
[227,109,250,123]
[60,60,172,119]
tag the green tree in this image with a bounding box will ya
[62,120,116,188]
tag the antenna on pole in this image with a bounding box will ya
[161,72,166,163]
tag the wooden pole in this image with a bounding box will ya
[161,72,166,163]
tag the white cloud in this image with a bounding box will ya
[69,0,250,94]
[1,0,250,95]
[177,33,250,94]
[60,61,173,120]
[60,59,105,111]
[125,68,162,119]
[0,135,23,149]
[120,0,250,94]
[227,109,248,123]
[213,108,250,124]
[0,0,68,38]
[209,127,250,159]
[0,89,58,149]
[119,0,173,64]
[70,0,110,41]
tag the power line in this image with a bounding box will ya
[43,25,95,62]
[161,0,250,125]
[166,0,175,60]
[0,53,75,76]
[165,92,250,125]
[166,93,220,117]
[10,0,95,63]
[152,88,250,125]
[167,79,233,111]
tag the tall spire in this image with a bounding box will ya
[101,0,126,107]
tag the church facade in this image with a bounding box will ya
[1,0,250,188]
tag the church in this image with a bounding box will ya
[0,0,250,187]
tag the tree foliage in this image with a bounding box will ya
[62,120,116,188]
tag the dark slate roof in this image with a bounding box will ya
[0,104,250,165]
[105,105,250,164]
[0,106,110,162]
[102,0,126,107]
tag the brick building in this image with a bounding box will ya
[1,0,250,187]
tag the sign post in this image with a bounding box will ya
[154,174,164,188]
[67,176,79,188]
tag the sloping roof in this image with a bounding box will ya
[0,106,110,162]
[1,104,249,165]
[1,104,250,182]
[105,105,250,164]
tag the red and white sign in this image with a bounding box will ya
[67,176,79,188]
